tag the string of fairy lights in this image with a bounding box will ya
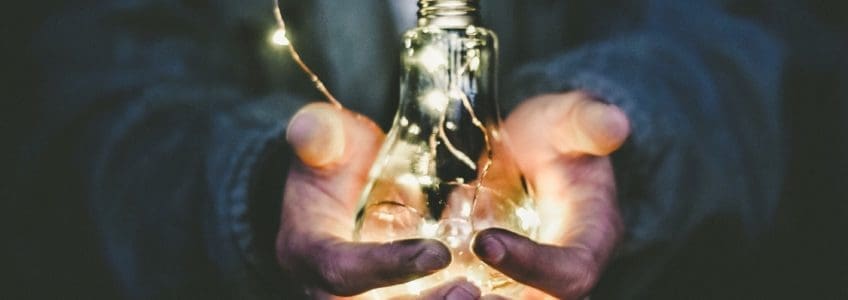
[271,0,342,108]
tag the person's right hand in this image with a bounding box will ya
[276,103,473,298]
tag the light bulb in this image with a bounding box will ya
[354,0,538,297]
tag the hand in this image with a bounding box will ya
[391,278,482,300]
[276,103,455,297]
[472,91,631,299]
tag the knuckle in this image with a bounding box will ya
[275,232,297,273]
[568,271,597,299]
[545,247,601,299]
[318,259,355,296]
[566,248,601,297]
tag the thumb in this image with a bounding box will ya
[563,95,630,156]
[286,103,347,168]
[306,239,452,296]
[472,228,599,299]
[280,101,385,231]
[508,92,630,158]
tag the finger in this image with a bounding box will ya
[472,228,599,300]
[564,94,630,156]
[287,103,346,167]
[392,278,482,300]
[305,239,452,296]
[420,278,481,300]
[507,92,630,157]
[282,101,385,225]
[287,102,384,168]
[479,294,511,300]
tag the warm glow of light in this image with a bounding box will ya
[445,234,463,249]
[419,46,447,73]
[469,56,481,72]
[406,279,424,295]
[396,173,418,187]
[516,206,541,232]
[408,123,421,135]
[467,50,481,72]
[421,222,439,238]
[418,175,435,186]
[376,210,396,222]
[448,88,464,100]
[422,90,450,114]
[537,198,567,243]
[414,153,431,177]
[271,28,290,46]
[445,121,457,130]
[461,202,472,218]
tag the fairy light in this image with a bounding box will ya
[408,123,421,135]
[270,28,290,46]
[417,175,435,186]
[406,279,425,295]
[460,202,473,218]
[396,174,419,187]
[418,46,448,73]
[516,206,542,232]
[421,221,440,238]
[422,90,450,114]
[272,0,342,108]
[445,121,457,131]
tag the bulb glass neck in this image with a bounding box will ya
[417,0,480,28]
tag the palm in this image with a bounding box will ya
[473,91,629,299]
[276,104,453,298]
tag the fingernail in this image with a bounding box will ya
[413,245,451,272]
[473,234,506,264]
[446,282,481,300]
[286,104,345,167]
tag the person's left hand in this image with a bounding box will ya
[472,91,631,299]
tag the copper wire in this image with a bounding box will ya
[273,1,342,108]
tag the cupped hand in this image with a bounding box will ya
[276,103,455,298]
[472,91,631,299]
[390,278,482,300]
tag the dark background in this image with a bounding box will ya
[2,1,847,298]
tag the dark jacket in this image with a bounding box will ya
[10,0,844,298]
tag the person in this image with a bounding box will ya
[6,0,846,299]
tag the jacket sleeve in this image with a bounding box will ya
[31,1,305,298]
[504,0,786,295]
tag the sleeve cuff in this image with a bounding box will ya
[502,34,717,255]
[205,94,308,298]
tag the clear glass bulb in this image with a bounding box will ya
[353,1,538,297]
